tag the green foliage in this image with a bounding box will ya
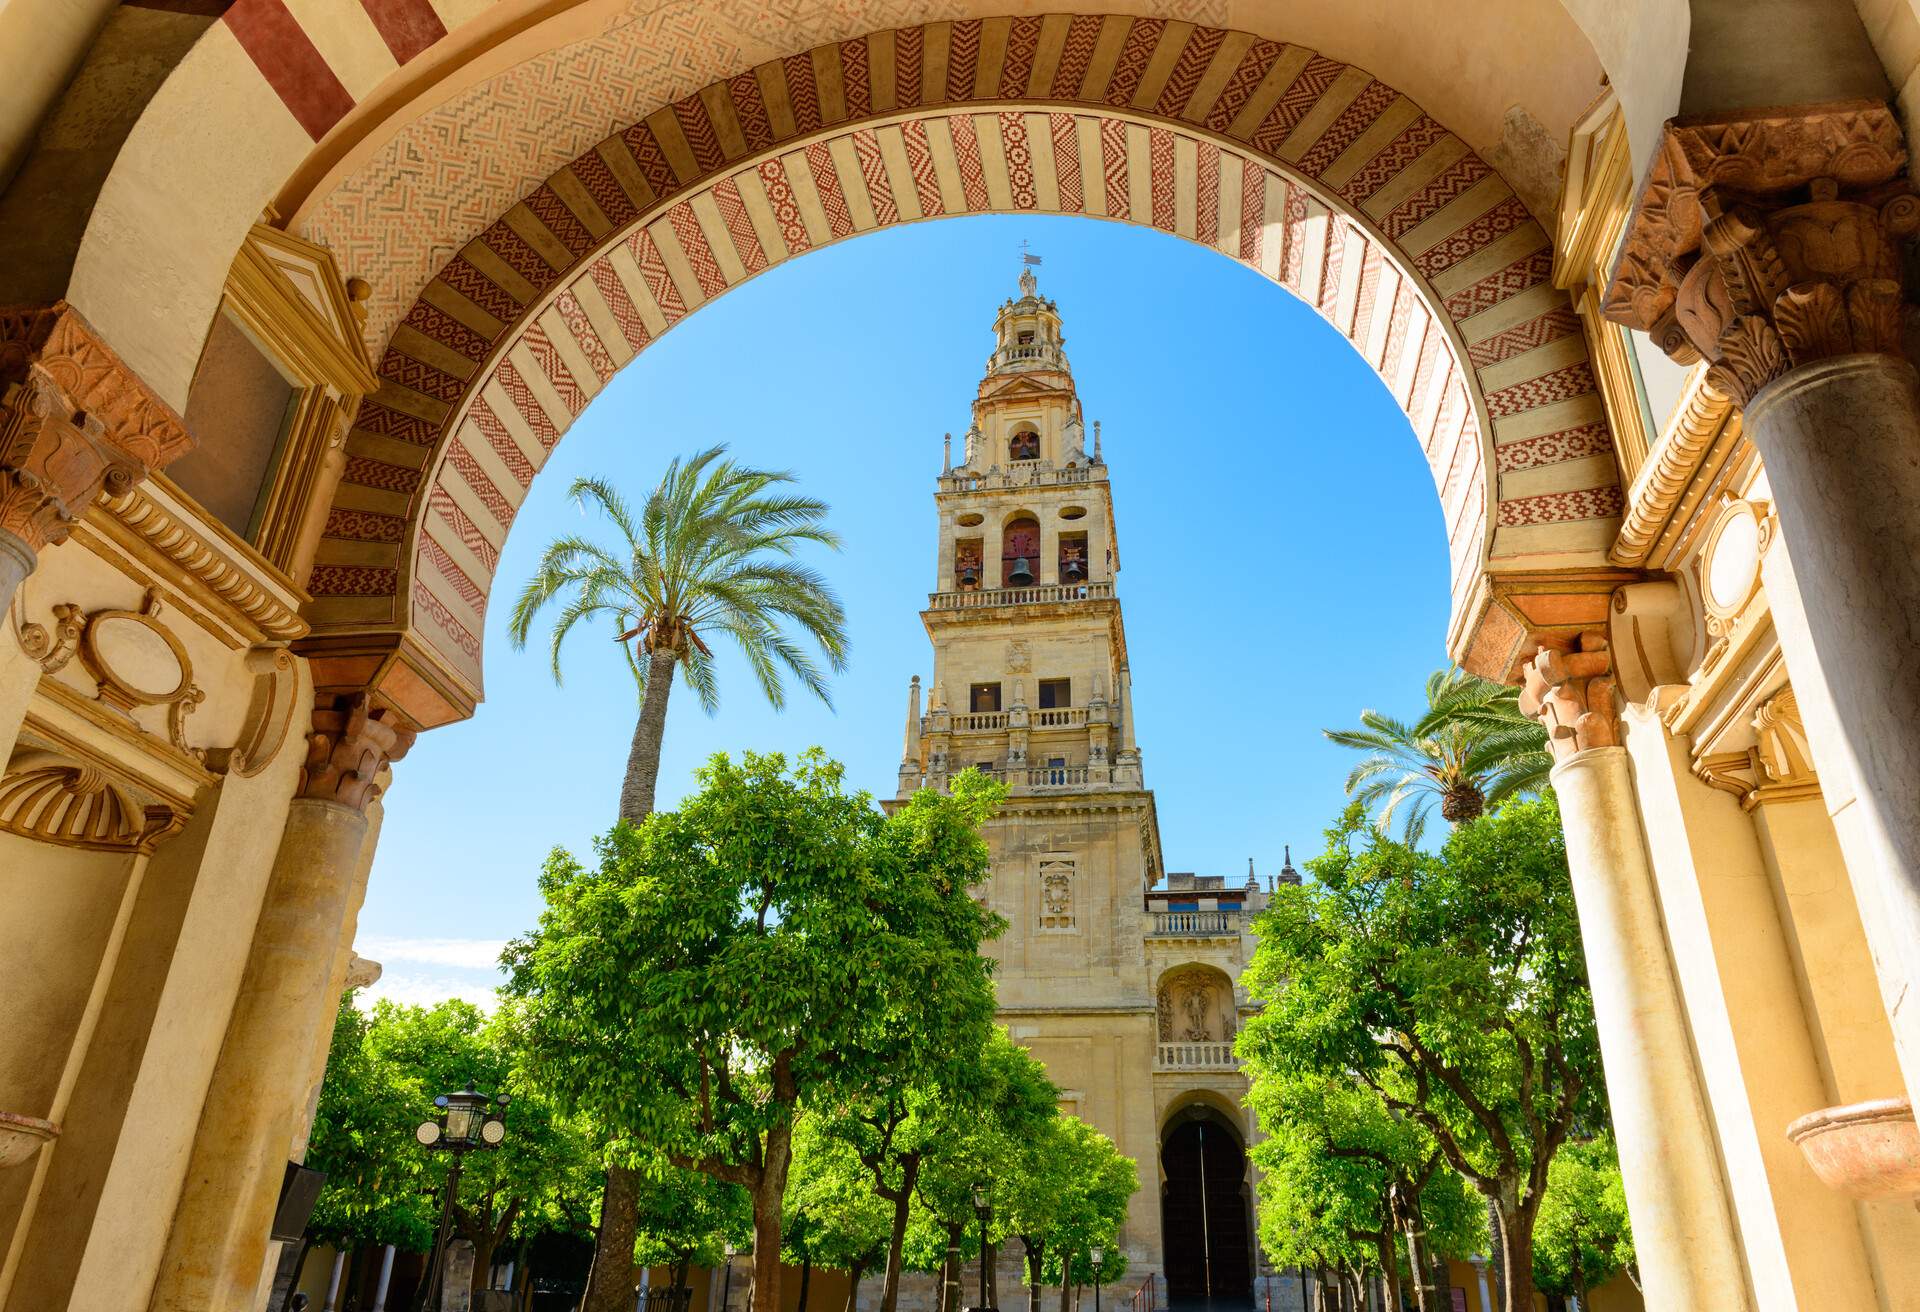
[506,751,1003,1166]
[508,446,848,712]
[305,995,436,1251]
[1000,1114,1137,1285]
[784,1116,893,1275]
[632,1154,752,1269]
[304,995,601,1257]
[1239,797,1601,1307]
[1531,1137,1635,1296]
[1324,668,1550,844]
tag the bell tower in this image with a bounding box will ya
[895,269,1165,1270]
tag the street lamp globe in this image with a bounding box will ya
[1090,1248,1104,1270]
[972,1183,990,1219]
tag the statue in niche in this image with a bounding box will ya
[1181,981,1213,1041]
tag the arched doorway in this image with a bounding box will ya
[1160,1106,1252,1305]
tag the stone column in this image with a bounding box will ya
[0,303,192,616]
[1605,101,1920,1111]
[147,692,413,1312]
[1519,637,1754,1311]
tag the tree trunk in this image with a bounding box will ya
[878,1157,921,1312]
[1400,1227,1430,1312]
[1489,1187,1537,1312]
[942,1223,965,1312]
[1057,1251,1075,1312]
[674,1253,691,1294]
[619,648,679,823]
[582,1166,643,1312]
[1021,1239,1043,1312]
[750,1120,796,1312]
[797,1256,813,1312]
[846,1260,866,1312]
[1372,1236,1402,1312]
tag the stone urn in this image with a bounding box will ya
[1786,1098,1920,1200]
[0,1111,59,1169]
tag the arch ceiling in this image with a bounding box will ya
[292,21,1621,721]
[57,7,1630,725]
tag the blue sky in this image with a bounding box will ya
[354,214,1451,1008]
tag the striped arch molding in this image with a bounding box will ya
[296,17,1623,722]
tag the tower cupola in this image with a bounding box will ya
[987,267,1068,376]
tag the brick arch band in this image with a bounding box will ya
[305,18,1620,723]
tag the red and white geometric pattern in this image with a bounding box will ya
[300,17,1616,694]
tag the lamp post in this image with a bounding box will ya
[1090,1248,1103,1312]
[719,1241,737,1312]
[414,1084,509,1312]
[971,1183,993,1312]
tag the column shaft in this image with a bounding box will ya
[1747,354,1920,1111]
[1550,745,1752,1310]
[146,797,370,1311]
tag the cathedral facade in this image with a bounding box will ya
[893,273,1292,1298]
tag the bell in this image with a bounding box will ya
[1008,557,1035,585]
[1061,555,1086,581]
[959,562,979,587]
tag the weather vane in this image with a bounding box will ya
[1019,239,1042,268]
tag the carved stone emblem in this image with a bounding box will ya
[1006,639,1031,673]
[1039,857,1074,929]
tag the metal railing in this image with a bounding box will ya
[1130,1274,1156,1312]
[1149,910,1241,936]
[929,581,1112,610]
[1156,1041,1237,1071]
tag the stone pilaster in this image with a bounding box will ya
[1607,100,1920,1117]
[0,303,192,614]
[1519,627,1754,1311]
[148,692,411,1312]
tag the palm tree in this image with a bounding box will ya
[508,444,848,1312]
[1323,668,1550,846]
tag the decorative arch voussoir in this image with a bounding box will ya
[306,15,1622,705]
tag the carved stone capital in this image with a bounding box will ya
[0,369,143,554]
[1519,630,1619,762]
[299,692,415,812]
[1604,102,1918,406]
[0,302,193,558]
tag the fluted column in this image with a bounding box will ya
[1606,101,1920,1111]
[147,693,413,1312]
[1520,636,1753,1310]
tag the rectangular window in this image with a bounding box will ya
[969,683,1002,713]
[1038,678,1070,709]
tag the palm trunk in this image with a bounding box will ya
[582,1166,642,1312]
[619,648,678,824]
[587,648,676,1312]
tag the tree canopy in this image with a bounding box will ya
[1239,796,1600,1310]
[504,751,1005,1311]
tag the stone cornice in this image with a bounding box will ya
[1610,371,1741,567]
[85,481,309,644]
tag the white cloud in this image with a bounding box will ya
[356,970,502,1013]
[355,935,511,970]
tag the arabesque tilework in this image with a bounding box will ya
[298,16,1617,694]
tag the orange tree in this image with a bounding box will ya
[505,751,1002,1312]
[1239,797,1599,1312]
